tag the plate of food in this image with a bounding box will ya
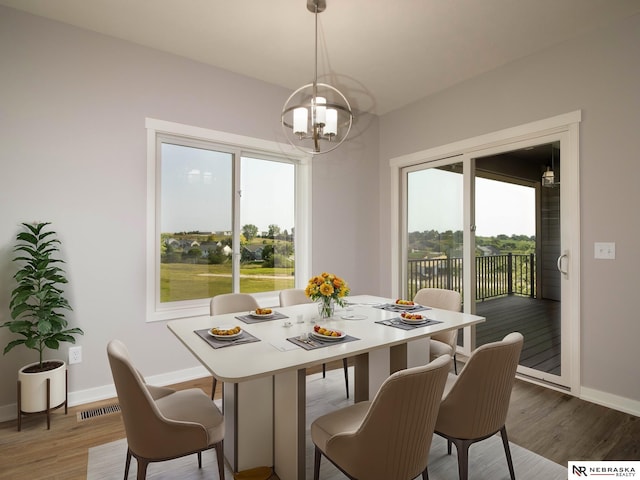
[395,299,418,309]
[209,325,243,340]
[250,308,274,318]
[311,324,347,341]
[399,312,428,324]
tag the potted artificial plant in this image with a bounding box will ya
[1,222,83,428]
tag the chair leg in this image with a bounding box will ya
[322,363,326,378]
[136,457,149,480]
[453,439,471,480]
[342,358,349,398]
[500,426,516,480]
[124,448,132,479]
[453,353,458,375]
[422,467,430,480]
[198,451,202,468]
[211,377,218,399]
[215,441,226,480]
[314,446,322,480]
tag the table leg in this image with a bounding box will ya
[273,369,306,480]
[407,338,430,368]
[353,353,369,402]
[223,377,273,472]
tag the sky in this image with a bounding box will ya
[407,168,535,237]
[161,143,294,233]
[162,143,534,237]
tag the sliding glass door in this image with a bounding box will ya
[398,126,579,391]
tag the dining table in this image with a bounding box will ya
[167,294,485,480]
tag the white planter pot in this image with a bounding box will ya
[18,360,67,413]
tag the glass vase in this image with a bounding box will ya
[317,298,335,319]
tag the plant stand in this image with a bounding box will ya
[17,369,68,431]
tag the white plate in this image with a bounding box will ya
[311,330,347,341]
[399,316,428,325]
[341,314,367,320]
[208,327,243,340]
[250,310,274,318]
[394,303,418,309]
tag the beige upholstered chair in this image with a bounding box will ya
[210,293,260,317]
[279,288,350,398]
[434,332,524,480]
[413,288,462,374]
[278,288,310,307]
[209,293,260,398]
[107,339,225,480]
[311,355,451,480]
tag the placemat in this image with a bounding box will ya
[374,303,432,313]
[287,334,360,350]
[235,311,289,324]
[375,317,443,330]
[195,328,261,349]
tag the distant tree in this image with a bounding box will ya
[267,224,281,239]
[186,247,202,263]
[242,224,258,241]
[262,244,275,267]
[208,245,226,264]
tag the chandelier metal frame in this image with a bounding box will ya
[281,0,353,155]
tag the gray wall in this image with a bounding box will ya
[0,7,380,413]
[1,5,638,416]
[379,14,640,405]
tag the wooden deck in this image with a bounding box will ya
[473,295,561,375]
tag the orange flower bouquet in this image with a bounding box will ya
[305,272,350,318]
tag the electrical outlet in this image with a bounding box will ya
[69,346,82,364]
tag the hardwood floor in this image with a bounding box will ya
[1,362,638,480]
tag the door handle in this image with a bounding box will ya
[557,252,568,276]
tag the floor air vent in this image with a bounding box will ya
[77,403,121,421]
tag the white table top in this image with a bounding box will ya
[167,294,484,383]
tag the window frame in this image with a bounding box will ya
[146,118,312,322]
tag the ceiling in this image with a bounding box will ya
[3,0,640,115]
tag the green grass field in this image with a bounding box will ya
[160,263,295,303]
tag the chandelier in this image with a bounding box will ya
[281,0,353,155]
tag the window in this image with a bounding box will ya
[146,118,311,321]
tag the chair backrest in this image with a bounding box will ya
[279,288,312,307]
[107,340,179,458]
[436,332,524,439]
[325,355,451,480]
[413,288,462,347]
[210,293,259,316]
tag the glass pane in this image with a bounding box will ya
[474,144,561,376]
[240,157,295,293]
[160,143,233,302]
[406,163,464,299]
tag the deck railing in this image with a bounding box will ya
[407,253,535,300]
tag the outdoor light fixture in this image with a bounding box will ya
[542,143,559,187]
[541,166,555,187]
[281,0,353,155]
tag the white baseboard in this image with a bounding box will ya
[580,386,640,418]
[0,365,210,423]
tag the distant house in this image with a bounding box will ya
[242,245,264,261]
[478,245,500,256]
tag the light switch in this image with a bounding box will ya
[594,242,615,260]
